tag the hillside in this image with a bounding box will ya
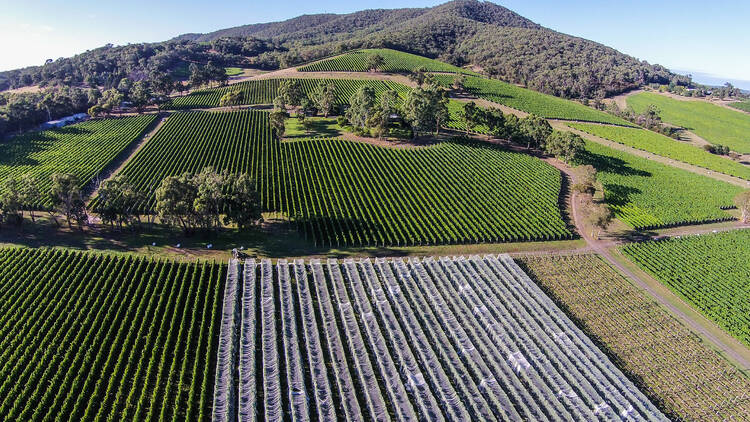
[175,0,682,99]
[1,1,684,101]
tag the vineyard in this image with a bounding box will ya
[568,123,750,181]
[729,100,750,113]
[212,255,664,421]
[0,115,156,209]
[579,141,742,229]
[298,48,476,74]
[109,109,572,246]
[0,247,225,422]
[627,92,750,153]
[167,78,410,110]
[520,254,750,421]
[622,230,750,347]
[433,75,633,126]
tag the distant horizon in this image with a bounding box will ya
[1,0,748,82]
[671,69,750,91]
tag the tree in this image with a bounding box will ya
[545,131,585,163]
[88,105,104,118]
[50,173,86,229]
[379,89,400,117]
[460,101,480,134]
[97,175,143,229]
[452,74,466,91]
[519,114,552,149]
[129,81,151,112]
[223,173,263,229]
[279,79,303,111]
[19,174,40,222]
[38,93,55,121]
[583,200,613,239]
[312,82,336,117]
[366,53,385,72]
[346,85,377,130]
[402,85,449,137]
[117,78,133,95]
[571,165,598,195]
[0,176,24,225]
[155,173,198,234]
[219,90,244,109]
[193,168,224,231]
[150,74,174,111]
[300,97,316,117]
[735,191,750,223]
[189,63,206,89]
[99,88,123,115]
[409,66,429,86]
[483,108,507,138]
[269,109,287,140]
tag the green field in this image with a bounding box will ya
[107,109,571,246]
[0,115,156,209]
[568,123,750,180]
[627,92,750,153]
[622,230,750,347]
[298,48,476,74]
[729,100,750,113]
[223,67,243,76]
[0,247,224,421]
[167,78,410,110]
[578,141,743,229]
[435,75,632,125]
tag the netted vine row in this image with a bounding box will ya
[212,255,664,421]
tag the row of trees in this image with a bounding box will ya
[155,168,262,234]
[0,168,263,235]
[571,165,613,239]
[0,173,87,229]
[460,101,585,163]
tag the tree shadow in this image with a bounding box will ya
[576,150,651,177]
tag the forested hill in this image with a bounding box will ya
[175,0,683,99]
[1,0,685,100]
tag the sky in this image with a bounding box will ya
[1,0,749,87]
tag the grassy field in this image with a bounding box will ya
[568,123,750,180]
[103,109,572,247]
[520,254,750,421]
[223,67,243,76]
[167,78,411,110]
[0,115,156,209]
[627,92,750,153]
[298,48,477,74]
[578,141,743,229]
[435,75,633,125]
[622,230,750,347]
[0,247,224,421]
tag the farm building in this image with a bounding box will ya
[39,112,88,129]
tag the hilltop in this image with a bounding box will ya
[1,1,683,100]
